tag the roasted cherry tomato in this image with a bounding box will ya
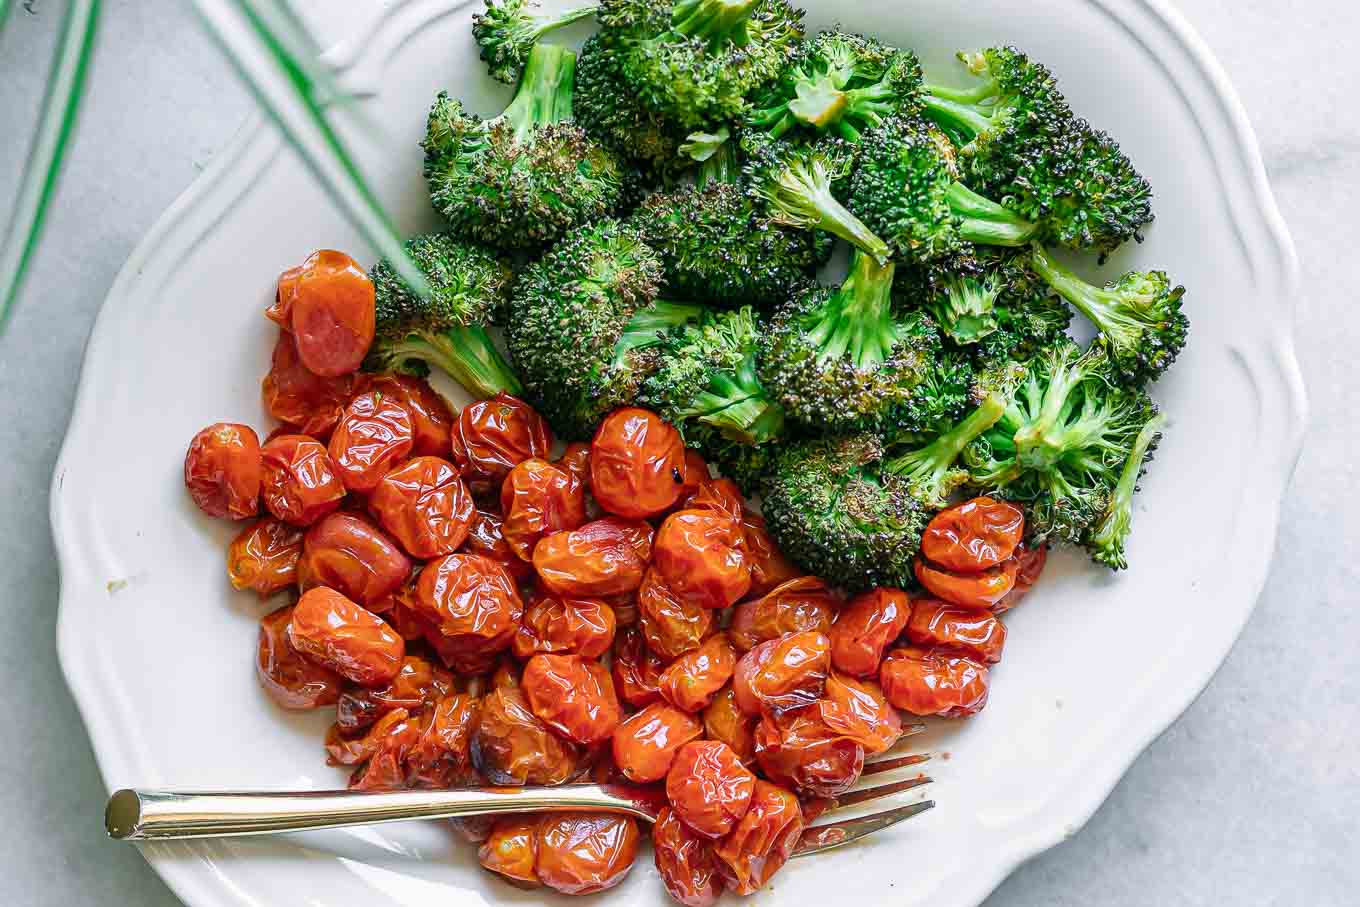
[297,512,411,607]
[739,510,801,599]
[817,672,903,755]
[452,392,553,492]
[586,515,654,562]
[703,685,757,766]
[829,586,912,679]
[993,543,1048,614]
[480,815,542,887]
[915,556,1019,609]
[405,692,481,788]
[500,458,587,561]
[261,331,356,438]
[462,509,533,583]
[732,631,830,717]
[184,422,262,519]
[532,521,647,598]
[267,262,303,329]
[369,456,474,558]
[557,442,592,490]
[589,407,687,519]
[287,587,405,687]
[728,576,838,652]
[374,582,434,642]
[880,645,990,718]
[535,813,640,895]
[672,449,710,510]
[513,594,616,659]
[638,568,714,661]
[611,701,703,783]
[415,552,523,654]
[611,625,666,708]
[712,780,803,895]
[349,708,424,791]
[667,741,756,839]
[328,389,415,492]
[920,496,1025,573]
[654,510,750,610]
[685,476,743,521]
[335,654,452,733]
[905,598,1007,664]
[288,250,375,377]
[521,654,622,745]
[259,434,345,526]
[471,685,581,785]
[653,806,724,907]
[490,655,521,690]
[256,604,341,709]
[659,632,737,713]
[451,815,497,845]
[754,705,864,798]
[228,518,303,597]
[363,374,454,458]
[325,707,412,766]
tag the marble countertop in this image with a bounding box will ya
[1,1,1356,904]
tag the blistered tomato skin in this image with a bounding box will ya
[406,693,482,788]
[535,813,641,895]
[256,605,342,709]
[638,568,715,661]
[915,557,1019,609]
[259,434,345,526]
[480,815,542,887]
[287,587,404,687]
[513,595,617,659]
[729,577,839,652]
[289,250,376,377]
[365,374,455,458]
[268,263,302,329]
[348,708,422,791]
[667,741,757,839]
[184,422,262,519]
[653,806,724,907]
[829,586,913,678]
[471,685,581,785]
[521,654,622,745]
[452,392,553,490]
[818,672,903,755]
[611,702,703,783]
[685,477,744,521]
[659,633,737,713]
[587,516,654,562]
[590,408,687,519]
[463,509,533,582]
[654,510,751,610]
[532,523,647,598]
[327,390,415,492]
[703,685,757,766]
[261,331,356,438]
[754,708,864,798]
[369,456,474,558]
[739,510,801,599]
[500,458,587,561]
[557,442,592,488]
[612,625,666,708]
[297,512,411,607]
[993,544,1047,614]
[712,780,804,895]
[733,631,831,717]
[228,518,304,597]
[880,645,991,718]
[325,708,412,766]
[905,598,1007,664]
[921,497,1025,573]
[415,553,523,649]
[335,654,450,733]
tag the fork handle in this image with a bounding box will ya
[105,786,637,841]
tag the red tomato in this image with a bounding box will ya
[653,806,724,907]
[880,645,990,718]
[920,496,1025,573]
[712,780,803,895]
[184,422,261,519]
[256,604,341,709]
[452,392,553,491]
[817,672,903,755]
[638,568,714,661]
[754,708,864,798]
[728,576,839,652]
[297,512,411,607]
[671,449,710,511]
[228,518,303,597]
[732,631,830,717]
[405,692,481,788]
[993,543,1048,614]
[557,442,592,490]
[365,374,454,458]
[500,458,587,561]
[325,707,411,766]
[667,741,756,839]
[287,587,404,687]
[414,553,523,651]
[532,522,647,598]
[471,685,581,785]
[513,594,616,659]
[590,408,687,519]
[267,262,302,329]
[686,476,743,521]
[611,701,703,783]
[334,654,452,733]
[521,654,622,745]
[261,331,357,439]
[915,557,1019,609]
[289,250,375,377]
[347,708,423,791]
[369,456,474,558]
[654,509,751,610]
[905,598,1007,664]
[480,815,542,887]
[535,813,640,895]
[259,434,345,526]
[703,685,757,766]
[828,586,912,678]
[659,633,737,713]
[611,625,666,708]
[328,389,415,492]
[461,509,533,582]
[586,515,655,562]
[739,510,801,599]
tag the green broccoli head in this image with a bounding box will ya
[471,0,599,84]
[574,33,690,174]
[423,43,624,250]
[885,389,1012,509]
[365,234,521,398]
[1029,244,1187,386]
[761,433,927,592]
[749,29,924,141]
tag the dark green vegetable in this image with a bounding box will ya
[1085,411,1167,569]
[574,33,689,173]
[472,0,599,84]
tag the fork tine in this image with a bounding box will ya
[792,800,935,857]
[831,774,932,809]
[860,753,931,776]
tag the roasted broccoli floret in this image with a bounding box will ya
[742,131,891,262]
[964,339,1162,551]
[423,42,623,250]
[597,0,804,131]
[1085,411,1166,569]
[505,218,701,438]
[1029,244,1187,386]
[761,433,926,591]
[574,33,690,174]
[630,133,831,307]
[922,47,1153,257]
[885,389,1011,509]
[749,30,923,141]
[365,233,521,399]
[472,0,599,84]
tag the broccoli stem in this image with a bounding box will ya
[687,134,739,188]
[920,94,996,144]
[948,182,1039,246]
[385,326,523,399]
[612,301,704,367]
[1012,347,1093,469]
[788,76,850,130]
[500,42,577,142]
[804,250,898,367]
[524,4,598,40]
[1087,411,1166,569]
[671,0,758,47]
[688,351,786,443]
[1028,244,1122,337]
[765,160,892,263]
[922,78,997,106]
[886,392,1008,504]
[932,274,1001,343]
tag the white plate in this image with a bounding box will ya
[52,1,1306,905]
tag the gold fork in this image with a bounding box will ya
[105,732,934,857]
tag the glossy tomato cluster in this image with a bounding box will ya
[184,252,1050,902]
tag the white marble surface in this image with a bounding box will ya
[1,1,1357,905]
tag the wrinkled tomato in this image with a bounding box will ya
[915,557,1019,609]
[462,509,533,582]
[653,805,724,907]
[703,685,757,766]
[667,741,756,839]
[414,553,523,652]
[363,374,454,458]
[659,632,737,713]
[325,707,412,766]
[499,458,586,561]
[480,815,542,887]
[590,407,687,519]
[535,813,640,895]
[405,692,481,788]
[259,434,345,526]
[287,586,404,687]
[610,701,703,783]
[288,250,375,378]
[920,496,1025,573]
[260,331,357,439]
[611,625,667,708]
[905,598,1007,664]
[328,389,415,492]
[587,515,654,562]
[638,568,714,661]
[452,392,552,492]
[685,477,743,521]
[521,654,622,745]
[532,521,647,598]
[335,654,451,733]
[729,576,839,652]
[712,780,803,895]
[228,517,304,597]
[754,707,864,798]
[818,672,903,755]
[297,512,411,607]
[672,450,710,510]
[557,442,591,491]
[256,604,341,709]
[732,631,830,717]
[653,510,750,610]
[829,586,912,679]
[993,543,1047,614]
[369,456,474,558]
[184,422,261,519]
[739,510,801,599]
[267,262,303,329]
[513,594,616,659]
[471,685,580,785]
[880,645,990,718]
